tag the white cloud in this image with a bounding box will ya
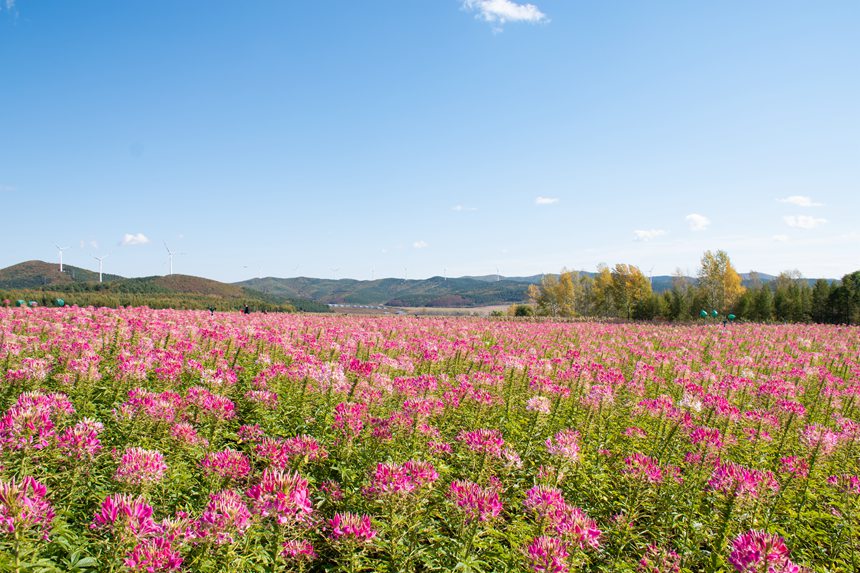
[778,195,823,207]
[784,215,827,229]
[121,233,150,246]
[535,196,559,205]
[452,204,478,212]
[633,229,667,241]
[462,0,548,28]
[772,234,790,242]
[412,240,429,249]
[685,213,711,231]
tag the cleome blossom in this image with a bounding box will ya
[729,530,803,573]
[246,468,313,525]
[115,447,168,486]
[0,476,55,540]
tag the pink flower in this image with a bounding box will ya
[246,469,313,525]
[545,429,581,463]
[124,537,183,572]
[555,505,601,550]
[332,402,367,439]
[0,476,54,539]
[57,418,103,460]
[800,424,839,457]
[91,493,160,540]
[524,486,568,526]
[195,490,252,545]
[624,453,680,485]
[282,539,317,561]
[115,447,168,485]
[778,457,809,478]
[186,386,236,420]
[169,422,208,447]
[448,480,503,523]
[708,462,779,500]
[329,512,376,542]
[525,536,569,573]
[638,544,681,573]
[827,474,860,494]
[201,449,251,482]
[457,428,505,458]
[527,396,552,415]
[364,460,439,497]
[729,530,801,573]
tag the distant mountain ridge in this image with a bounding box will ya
[0,260,835,310]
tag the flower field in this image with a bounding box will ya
[1,308,858,572]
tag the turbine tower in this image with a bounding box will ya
[93,254,109,283]
[55,244,69,273]
[496,267,501,282]
[164,242,175,275]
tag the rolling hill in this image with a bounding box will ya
[0,260,123,289]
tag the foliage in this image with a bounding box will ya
[0,307,857,572]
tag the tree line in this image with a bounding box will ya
[513,250,860,324]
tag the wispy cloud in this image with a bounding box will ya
[784,215,827,229]
[1,1,15,12]
[412,240,429,249]
[452,204,478,212]
[685,213,711,231]
[778,195,823,207]
[462,0,548,30]
[535,196,559,205]
[772,234,790,242]
[633,229,667,241]
[121,233,150,246]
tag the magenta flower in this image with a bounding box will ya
[638,544,681,573]
[201,449,251,482]
[0,476,54,539]
[124,536,183,572]
[525,536,569,573]
[524,486,568,526]
[800,424,839,457]
[91,493,161,541]
[555,505,601,550]
[623,453,680,485]
[58,418,103,460]
[448,480,503,523]
[282,539,317,561]
[329,512,376,542]
[458,428,506,458]
[708,462,779,500]
[115,447,168,485]
[195,490,252,545]
[170,422,208,447]
[545,429,581,463]
[246,469,313,525]
[332,402,367,439]
[729,530,801,573]
[364,460,439,497]
[186,386,236,420]
[827,474,860,494]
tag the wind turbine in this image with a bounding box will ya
[93,254,109,283]
[648,266,655,289]
[496,267,501,282]
[331,267,340,280]
[55,244,70,273]
[164,242,185,275]
[443,267,447,281]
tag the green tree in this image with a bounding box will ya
[610,263,652,319]
[697,250,745,313]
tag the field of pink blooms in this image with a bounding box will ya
[0,307,858,572]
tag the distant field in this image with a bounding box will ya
[327,304,510,316]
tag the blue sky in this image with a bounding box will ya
[1,1,858,282]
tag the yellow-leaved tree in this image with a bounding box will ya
[697,250,745,313]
